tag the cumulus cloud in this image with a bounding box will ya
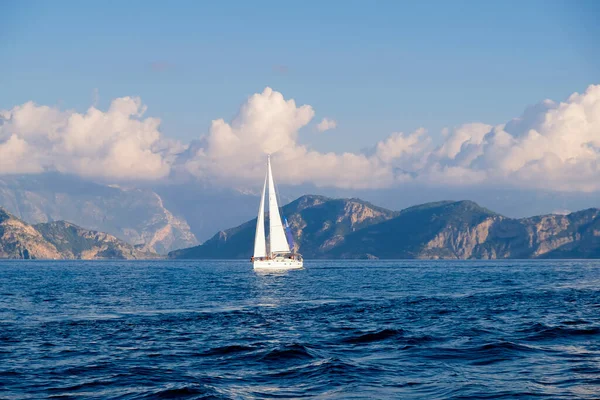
[428,84,600,191]
[316,117,337,132]
[0,97,172,180]
[2,84,600,192]
[0,135,41,174]
[180,87,400,188]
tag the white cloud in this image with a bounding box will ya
[0,135,42,174]
[316,117,337,132]
[0,97,172,180]
[181,87,397,188]
[433,123,491,161]
[430,84,600,191]
[2,84,600,192]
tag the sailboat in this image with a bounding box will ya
[252,155,303,270]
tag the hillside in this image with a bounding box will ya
[328,200,499,259]
[169,196,600,259]
[0,207,63,259]
[0,207,159,260]
[168,195,398,259]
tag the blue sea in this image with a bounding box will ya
[1,260,600,399]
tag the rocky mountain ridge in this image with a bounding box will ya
[168,195,398,259]
[0,207,159,259]
[169,196,600,259]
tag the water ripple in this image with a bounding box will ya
[1,259,600,399]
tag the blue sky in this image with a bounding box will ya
[2,0,599,153]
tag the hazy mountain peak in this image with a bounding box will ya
[0,174,198,254]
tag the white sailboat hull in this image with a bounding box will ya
[253,258,303,270]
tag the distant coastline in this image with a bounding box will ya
[2,195,599,261]
[169,195,600,260]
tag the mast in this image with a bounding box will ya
[253,171,267,258]
[267,155,290,255]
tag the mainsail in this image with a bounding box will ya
[253,172,267,258]
[267,156,290,254]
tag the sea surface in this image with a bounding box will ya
[1,260,600,399]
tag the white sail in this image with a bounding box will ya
[253,172,267,258]
[267,156,290,254]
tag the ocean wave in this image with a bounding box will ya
[259,357,372,389]
[341,328,404,344]
[423,340,539,366]
[47,379,115,393]
[4,260,600,399]
[201,344,259,357]
[561,319,591,326]
[140,385,225,399]
[520,323,600,340]
[259,343,316,362]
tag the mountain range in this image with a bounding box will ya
[169,195,600,259]
[0,207,157,259]
[1,173,599,260]
[3,173,600,258]
[0,174,198,254]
